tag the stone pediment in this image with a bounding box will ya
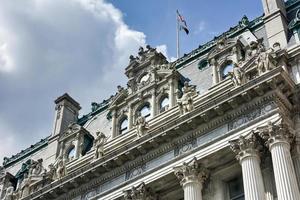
[59,123,86,141]
[208,37,241,59]
[109,86,128,109]
[125,45,168,79]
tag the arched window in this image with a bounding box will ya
[67,146,75,161]
[119,118,128,135]
[221,61,233,79]
[160,97,169,113]
[139,104,151,121]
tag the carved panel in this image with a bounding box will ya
[125,164,147,181]
[174,139,197,157]
[228,102,276,130]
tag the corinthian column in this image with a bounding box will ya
[229,133,265,200]
[259,122,300,200]
[174,157,209,200]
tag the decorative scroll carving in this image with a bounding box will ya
[174,157,209,185]
[174,139,197,157]
[177,81,197,115]
[229,102,276,130]
[229,132,262,161]
[93,132,107,160]
[123,182,157,200]
[135,114,149,137]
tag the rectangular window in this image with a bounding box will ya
[227,176,244,200]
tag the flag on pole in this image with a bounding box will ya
[177,10,189,34]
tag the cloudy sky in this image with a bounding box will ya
[0,0,262,163]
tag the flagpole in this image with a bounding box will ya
[176,10,180,59]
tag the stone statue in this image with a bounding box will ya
[47,164,56,181]
[2,182,15,200]
[177,81,197,115]
[28,159,44,177]
[20,173,30,198]
[135,113,149,137]
[56,156,66,179]
[93,132,107,159]
[229,63,244,86]
[255,46,274,75]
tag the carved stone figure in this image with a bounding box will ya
[229,63,244,86]
[28,159,43,177]
[20,173,30,198]
[177,81,197,115]
[56,156,66,179]
[255,46,274,75]
[47,164,56,181]
[135,113,149,137]
[94,132,107,159]
[2,182,15,200]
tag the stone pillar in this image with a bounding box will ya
[229,133,265,200]
[210,59,219,85]
[259,122,300,200]
[74,136,80,159]
[111,110,117,138]
[174,157,208,200]
[292,137,300,191]
[151,90,157,118]
[261,0,288,48]
[128,104,133,130]
[169,79,176,108]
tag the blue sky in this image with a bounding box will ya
[110,0,263,58]
[0,0,263,163]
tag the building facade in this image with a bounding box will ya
[1,0,300,199]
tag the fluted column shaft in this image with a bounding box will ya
[182,177,203,200]
[269,140,300,200]
[259,122,300,200]
[240,152,265,200]
[230,134,265,200]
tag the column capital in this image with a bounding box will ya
[258,121,295,149]
[229,132,261,162]
[123,182,157,200]
[174,157,209,186]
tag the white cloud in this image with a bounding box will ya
[0,0,147,163]
[194,21,206,35]
[156,44,177,62]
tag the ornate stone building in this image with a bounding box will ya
[1,0,300,199]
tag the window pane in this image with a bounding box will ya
[68,147,75,160]
[160,97,169,112]
[228,177,244,200]
[140,105,151,121]
[120,118,128,134]
[222,63,233,78]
